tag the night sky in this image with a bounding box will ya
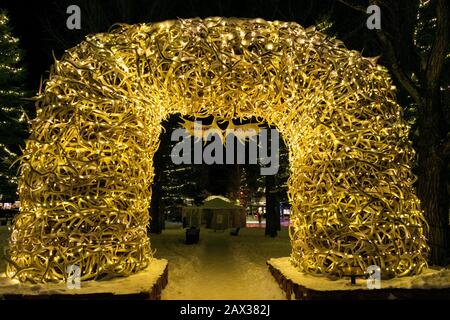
[2,0,368,92]
[0,0,450,298]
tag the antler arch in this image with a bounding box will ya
[7,17,428,282]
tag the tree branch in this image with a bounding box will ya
[441,135,450,158]
[337,0,424,106]
[336,0,367,13]
[375,30,423,106]
[425,0,449,92]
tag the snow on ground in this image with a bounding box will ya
[0,258,167,296]
[151,223,290,300]
[268,257,450,291]
[0,226,168,297]
[2,224,449,298]
[0,224,290,299]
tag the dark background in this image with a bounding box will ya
[2,0,373,91]
[1,0,449,261]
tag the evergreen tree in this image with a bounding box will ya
[238,126,290,234]
[0,10,28,202]
[150,115,205,230]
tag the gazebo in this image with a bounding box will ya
[182,196,246,231]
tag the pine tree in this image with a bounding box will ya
[150,115,205,230]
[0,10,28,203]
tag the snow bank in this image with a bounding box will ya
[0,258,167,298]
[268,257,450,291]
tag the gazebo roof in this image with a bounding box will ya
[199,196,244,209]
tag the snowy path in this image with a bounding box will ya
[151,225,290,300]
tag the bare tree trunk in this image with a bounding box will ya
[416,0,450,265]
[149,162,164,234]
[416,147,449,264]
[417,91,449,265]
[265,172,281,236]
[149,125,167,234]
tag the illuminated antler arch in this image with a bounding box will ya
[7,17,428,282]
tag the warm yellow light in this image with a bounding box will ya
[6,17,428,283]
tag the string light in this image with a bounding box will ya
[6,17,428,283]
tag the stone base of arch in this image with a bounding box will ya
[0,259,168,300]
[267,257,450,300]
